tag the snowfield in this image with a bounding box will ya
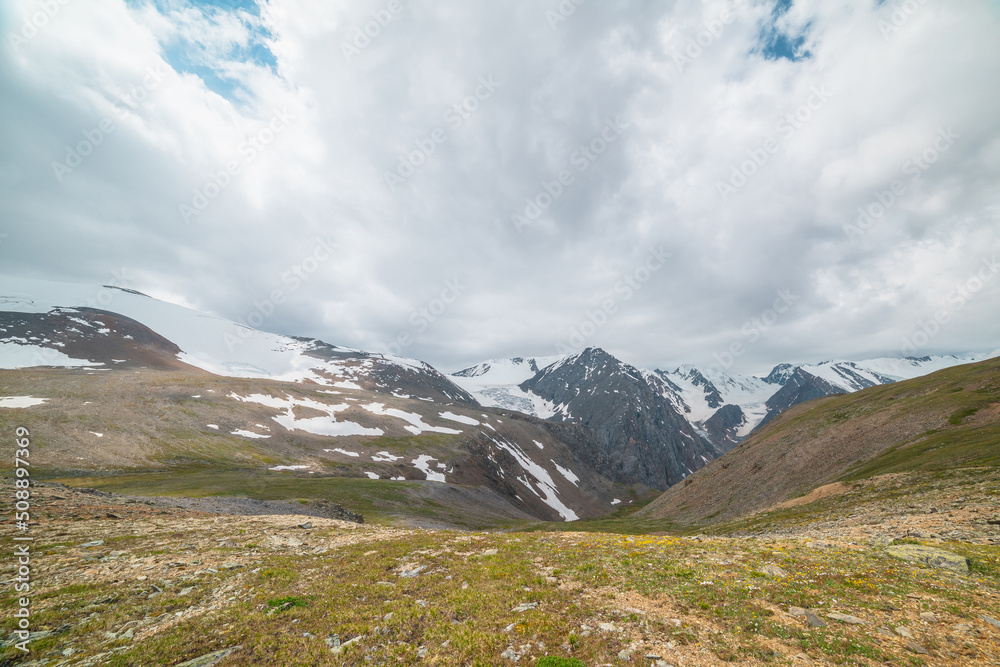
[0,396,48,408]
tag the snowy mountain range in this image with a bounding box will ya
[450,348,998,486]
[2,275,996,494]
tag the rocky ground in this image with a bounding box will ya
[2,478,999,666]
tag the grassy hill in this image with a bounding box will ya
[636,356,1000,529]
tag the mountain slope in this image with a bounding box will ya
[637,356,1000,527]
[0,275,476,405]
[519,348,717,489]
[452,349,998,486]
[0,366,632,526]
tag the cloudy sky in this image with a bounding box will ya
[1,0,999,375]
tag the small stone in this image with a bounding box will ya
[179,587,195,596]
[511,602,538,613]
[501,647,519,661]
[761,564,789,578]
[483,549,498,556]
[805,610,827,628]
[221,563,241,570]
[952,624,972,632]
[788,606,806,617]
[981,615,1000,630]
[297,522,313,530]
[827,612,866,625]
[175,645,243,666]
[400,566,426,578]
[919,612,937,623]
[877,627,895,637]
[325,634,341,648]
[120,628,134,640]
[617,648,634,661]
[904,640,929,655]
[81,540,104,548]
[331,635,363,654]
[598,622,616,632]
[895,626,914,639]
[418,646,428,658]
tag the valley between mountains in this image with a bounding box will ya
[1,276,999,666]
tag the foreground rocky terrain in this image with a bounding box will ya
[2,476,998,666]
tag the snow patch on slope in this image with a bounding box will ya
[229,392,384,437]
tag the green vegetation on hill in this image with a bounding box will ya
[633,356,1000,529]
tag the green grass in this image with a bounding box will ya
[39,467,533,529]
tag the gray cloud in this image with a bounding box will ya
[1,0,998,376]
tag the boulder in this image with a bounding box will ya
[885,545,969,572]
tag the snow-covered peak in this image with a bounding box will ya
[0,276,473,403]
[451,355,561,385]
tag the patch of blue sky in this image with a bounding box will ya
[126,0,277,101]
[754,0,812,62]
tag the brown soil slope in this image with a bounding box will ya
[638,356,1000,527]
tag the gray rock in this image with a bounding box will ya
[511,602,538,613]
[919,612,937,623]
[761,564,789,578]
[617,648,634,661]
[297,522,313,530]
[805,610,827,628]
[331,635,363,654]
[895,626,914,639]
[827,612,866,625]
[980,615,1000,630]
[885,545,969,572]
[81,540,104,548]
[400,566,426,578]
[174,645,242,666]
[904,640,928,655]
[417,646,428,658]
[501,647,519,661]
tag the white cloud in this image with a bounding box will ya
[1,0,998,375]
